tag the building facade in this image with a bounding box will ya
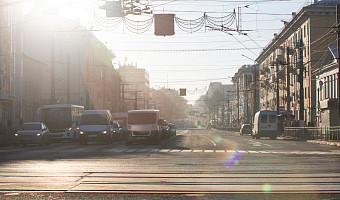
[256,0,339,126]
[0,5,23,140]
[231,65,258,128]
[205,82,234,128]
[118,64,150,111]
[314,46,339,128]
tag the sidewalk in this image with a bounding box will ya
[306,140,340,147]
[277,135,340,147]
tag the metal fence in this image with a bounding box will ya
[283,126,340,141]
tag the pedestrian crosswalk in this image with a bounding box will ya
[1,147,340,155]
[104,148,340,155]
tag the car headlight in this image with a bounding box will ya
[65,128,72,131]
[102,131,107,134]
[14,133,19,137]
[79,131,84,135]
[36,133,41,136]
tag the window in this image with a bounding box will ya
[327,76,330,99]
[260,115,267,123]
[336,74,338,98]
[331,75,334,98]
[325,76,328,98]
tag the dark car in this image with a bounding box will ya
[14,122,50,146]
[240,124,252,135]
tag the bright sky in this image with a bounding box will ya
[31,0,313,103]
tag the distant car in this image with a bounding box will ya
[14,122,50,146]
[240,124,252,135]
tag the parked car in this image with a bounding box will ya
[14,122,50,146]
[240,124,252,135]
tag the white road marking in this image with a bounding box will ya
[170,149,181,152]
[201,135,217,147]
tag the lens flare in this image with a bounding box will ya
[214,135,221,143]
[224,150,243,168]
[263,183,272,193]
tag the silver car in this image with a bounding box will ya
[14,122,50,146]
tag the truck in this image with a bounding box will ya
[125,110,165,145]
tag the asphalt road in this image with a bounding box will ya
[0,129,340,199]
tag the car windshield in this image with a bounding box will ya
[22,124,41,130]
[80,114,109,125]
[128,113,157,125]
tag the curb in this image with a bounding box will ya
[307,140,340,147]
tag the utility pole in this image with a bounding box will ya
[222,97,225,127]
[299,37,304,127]
[337,5,340,126]
[86,59,90,109]
[276,58,280,115]
[121,84,125,112]
[51,38,55,104]
[237,81,240,127]
[134,90,137,110]
[227,93,230,127]
[67,54,70,104]
[253,65,257,124]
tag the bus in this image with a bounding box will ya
[125,110,164,145]
[38,104,84,142]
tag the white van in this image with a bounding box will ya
[125,110,163,145]
[78,110,114,145]
[252,110,278,140]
